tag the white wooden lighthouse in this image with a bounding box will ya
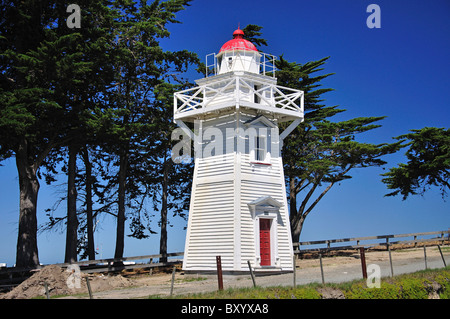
[174,28,304,273]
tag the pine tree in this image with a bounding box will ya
[144,80,194,262]
[0,1,70,267]
[276,57,402,242]
[96,0,196,262]
[382,127,450,200]
[36,0,197,264]
[1,0,120,266]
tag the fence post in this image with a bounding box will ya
[423,245,428,270]
[387,244,394,277]
[216,256,223,291]
[319,253,325,284]
[247,260,257,288]
[437,245,447,267]
[359,247,367,279]
[293,254,297,289]
[86,276,93,299]
[43,282,50,299]
[170,266,176,297]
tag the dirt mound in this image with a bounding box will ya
[87,273,134,292]
[1,265,133,299]
[1,265,76,299]
[317,287,345,299]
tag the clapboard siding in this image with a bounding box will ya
[183,179,235,270]
[239,147,293,269]
[241,154,281,177]
[240,179,280,269]
[183,112,294,272]
[196,154,234,179]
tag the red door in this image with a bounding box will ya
[259,219,271,266]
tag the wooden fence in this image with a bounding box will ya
[0,252,184,292]
[1,229,449,292]
[57,252,184,273]
[0,252,184,274]
[2,230,449,274]
[293,230,450,254]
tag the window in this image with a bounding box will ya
[255,135,266,162]
[254,85,261,103]
[244,116,275,165]
[228,57,233,69]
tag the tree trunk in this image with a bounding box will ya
[12,8,41,269]
[82,147,95,260]
[15,141,40,268]
[159,156,169,263]
[289,176,302,243]
[291,215,305,244]
[114,150,128,264]
[65,145,79,263]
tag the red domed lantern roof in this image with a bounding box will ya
[218,27,258,54]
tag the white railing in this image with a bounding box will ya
[205,53,217,77]
[260,52,277,77]
[205,52,277,78]
[174,76,303,117]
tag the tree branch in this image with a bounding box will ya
[298,180,320,216]
[303,181,334,219]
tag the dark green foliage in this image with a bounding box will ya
[275,56,402,241]
[382,127,450,200]
[0,0,198,266]
[345,268,450,299]
[242,24,268,48]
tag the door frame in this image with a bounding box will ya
[248,196,282,268]
[254,212,278,267]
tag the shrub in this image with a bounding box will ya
[292,287,321,299]
[434,269,450,299]
[345,282,401,299]
[398,278,428,299]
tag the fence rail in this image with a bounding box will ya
[0,252,184,277]
[293,230,450,254]
[0,252,184,292]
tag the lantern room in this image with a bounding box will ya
[216,27,261,74]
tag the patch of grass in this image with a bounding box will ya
[32,292,89,299]
[171,266,450,299]
[345,281,401,299]
[180,285,321,299]
[178,276,208,283]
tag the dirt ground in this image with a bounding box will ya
[1,245,448,299]
[0,264,134,299]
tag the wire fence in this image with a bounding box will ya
[1,230,449,295]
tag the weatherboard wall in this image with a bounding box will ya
[182,115,293,272]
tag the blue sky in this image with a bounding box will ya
[1,0,449,266]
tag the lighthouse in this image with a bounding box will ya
[174,28,304,273]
